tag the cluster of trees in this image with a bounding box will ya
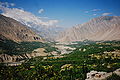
[0,41,120,79]
[0,40,58,55]
[106,73,120,80]
[0,63,89,80]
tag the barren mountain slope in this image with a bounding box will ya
[0,14,43,42]
[56,16,120,42]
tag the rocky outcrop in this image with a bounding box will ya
[0,48,48,63]
[56,16,120,42]
[86,68,120,80]
[0,14,43,42]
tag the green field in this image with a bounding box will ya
[0,39,58,55]
[0,41,120,80]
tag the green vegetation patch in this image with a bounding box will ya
[0,39,58,55]
[0,40,120,80]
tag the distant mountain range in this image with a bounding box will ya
[56,16,120,42]
[0,14,43,42]
[31,26,64,41]
[2,12,64,41]
[1,14,120,42]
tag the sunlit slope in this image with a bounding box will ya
[57,16,120,42]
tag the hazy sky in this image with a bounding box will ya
[0,0,120,28]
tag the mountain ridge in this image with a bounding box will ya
[0,14,43,42]
[56,16,120,42]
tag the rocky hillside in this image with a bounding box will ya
[0,14,43,42]
[56,16,120,42]
[2,11,64,41]
[0,48,48,63]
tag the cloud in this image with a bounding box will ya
[91,9,101,12]
[47,20,59,26]
[10,3,15,7]
[93,14,97,16]
[0,2,15,7]
[38,17,49,20]
[0,5,59,27]
[102,13,112,16]
[85,9,101,14]
[38,9,44,14]
[84,11,89,13]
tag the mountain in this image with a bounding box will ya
[31,26,64,41]
[0,14,43,42]
[1,9,64,41]
[56,16,120,42]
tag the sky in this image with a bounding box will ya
[0,0,120,28]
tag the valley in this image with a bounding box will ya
[0,40,120,80]
[0,5,120,80]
